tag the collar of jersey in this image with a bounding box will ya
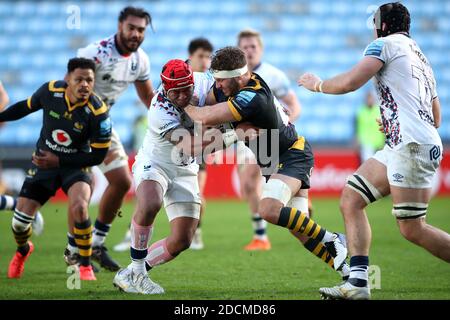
[64,93,88,112]
[114,34,132,58]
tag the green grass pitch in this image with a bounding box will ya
[0,197,449,300]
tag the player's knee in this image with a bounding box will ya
[342,174,382,214]
[107,169,132,194]
[394,203,428,244]
[139,201,162,218]
[259,198,282,224]
[339,190,359,216]
[12,210,33,232]
[242,179,256,197]
[116,173,133,194]
[169,233,192,255]
[70,200,89,221]
[398,221,424,245]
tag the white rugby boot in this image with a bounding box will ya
[113,267,164,295]
[319,281,371,300]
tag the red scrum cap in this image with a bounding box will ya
[160,59,194,93]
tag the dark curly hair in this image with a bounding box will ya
[118,6,152,27]
[210,46,247,71]
[375,2,411,37]
[188,38,213,55]
[67,57,96,73]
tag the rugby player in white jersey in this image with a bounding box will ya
[64,6,155,272]
[237,29,306,252]
[298,2,450,300]
[112,38,214,252]
[113,59,253,294]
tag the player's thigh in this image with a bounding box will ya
[97,129,129,175]
[261,140,314,207]
[238,163,262,195]
[19,165,60,208]
[132,157,168,211]
[61,167,93,197]
[164,174,201,222]
[387,143,441,220]
[15,197,41,218]
[197,167,207,195]
[103,165,132,190]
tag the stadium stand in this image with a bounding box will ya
[0,0,448,148]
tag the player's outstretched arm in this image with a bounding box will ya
[0,82,9,111]
[184,101,237,126]
[166,123,259,158]
[0,100,35,123]
[297,57,384,94]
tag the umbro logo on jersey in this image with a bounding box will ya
[52,129,72,146]
[54,93,64,98]
[392,173,404,183]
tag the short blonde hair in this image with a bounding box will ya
[237,29,263,48]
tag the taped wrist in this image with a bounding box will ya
[222,129,239,148]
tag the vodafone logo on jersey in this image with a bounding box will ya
[52,129,72,147]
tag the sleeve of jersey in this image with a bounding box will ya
[272,72,291,98]
[89,113,112,149]
[363,39,387,62]
[150,106,181,138]
[77,44,97,59]
[228,90,260,121]
[137,53,151,81]
[193,72,215,106]
[26,82,48,111]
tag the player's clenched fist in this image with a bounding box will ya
[297,73,322,92]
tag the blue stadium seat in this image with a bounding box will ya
[0,0,449,146]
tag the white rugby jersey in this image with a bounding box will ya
[364,33,441,149]
[253,62,291,99]
[77,35,151,107]
[137,72,214,169]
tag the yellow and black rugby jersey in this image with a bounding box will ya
[213,73,299,160]
[26,80,111,156]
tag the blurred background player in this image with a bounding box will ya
[236,29,302,251]
[0,58,111,281]
[0,81,44,236]
[355,91,385,164]
[299,2,450,299]
[65,6,155,271]
[113,37,214,252]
